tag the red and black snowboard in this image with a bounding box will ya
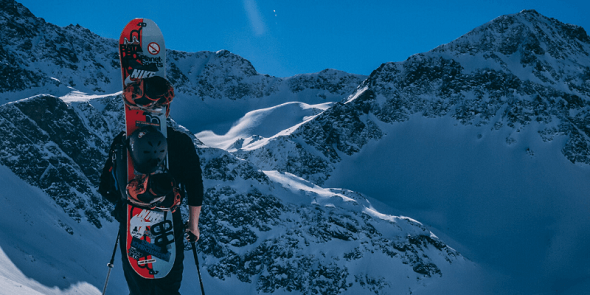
[118,18,176,279]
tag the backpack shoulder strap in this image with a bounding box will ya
[111,132,128,201]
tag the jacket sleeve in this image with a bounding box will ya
[171,130,204,206]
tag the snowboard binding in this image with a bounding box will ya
[123,76,174,117]
[126,172,181,212]
[126,126,181,212]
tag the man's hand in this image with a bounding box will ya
[185,205,202,242]
[186,223,200,242]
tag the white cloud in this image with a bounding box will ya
[243,0,266,36]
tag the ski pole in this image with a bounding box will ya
[102,230,120,295]
[191,241,205,295]
[186,226,205,295]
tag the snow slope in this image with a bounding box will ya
[197,101,332,151]
[169,68,366,136]
[0,164,124,295]
[198,96,590,294]
[0,89,474,294]
[324,114,590,294]
[0,148,477,295]
[189,92,590,294]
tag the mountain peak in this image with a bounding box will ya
[0,0,45,40]
[518,9,541,16]
[0,0,35,19]
[490,9,589,44]
[431,9,590,65]
[208,49,259,77]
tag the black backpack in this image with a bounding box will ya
[98,132,128,204]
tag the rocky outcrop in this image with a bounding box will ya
[0,95,118,227]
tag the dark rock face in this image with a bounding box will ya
[0,95,118,227]
[0,0,119,94]
[195,186,458,294]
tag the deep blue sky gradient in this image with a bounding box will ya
[18,0,590,77]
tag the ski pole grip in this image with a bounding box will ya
[184,221,198,242]
[187,230,198,242]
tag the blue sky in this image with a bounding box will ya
[18,0,590,78]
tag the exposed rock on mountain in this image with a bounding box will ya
[197,185,462,294]
[0,0,119,95]
[0,95,119,227]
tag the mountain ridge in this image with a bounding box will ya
[1,1,589,293]
[235,8,590,184]
[207,9,590,293]
[0,0,366,105]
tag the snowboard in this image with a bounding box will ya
[118,18,176,279]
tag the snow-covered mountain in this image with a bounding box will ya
[0,0,119,99]
[2,0,590,293]
[229,9,590,294]
[239,9,590,178]
[0,93,474,294]
[0,1,478,294]
[0,0,366,134]
[0,94,118,228]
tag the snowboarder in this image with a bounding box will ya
[98,76,204,294]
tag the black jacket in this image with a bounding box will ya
[98,127,204,209]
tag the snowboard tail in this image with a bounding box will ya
[126,206,176,278]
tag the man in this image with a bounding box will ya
[99,77,203,295]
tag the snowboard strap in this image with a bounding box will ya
[126,172,181,212]
[123,77,174,117]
